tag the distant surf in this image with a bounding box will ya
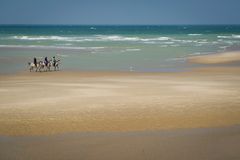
[0,25,240,73]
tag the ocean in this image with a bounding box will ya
[0,25,240,74]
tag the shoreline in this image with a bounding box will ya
[1,49,240,159]
[1,49,240,76]
[188,50,240,64]
[1,50,240,136]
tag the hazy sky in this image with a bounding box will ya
[0,0,240,25]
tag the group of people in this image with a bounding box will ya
[33,56,57,67]
[29,56,60,72]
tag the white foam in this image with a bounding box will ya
[96,35,140,41]
[10,35,93,42]
[188,34,202,36]
[12,36,73,41]
[143,41,156,44]
[0,45,105,50]
[217,35,240,39]
[56,43,73,46]
[155,37,171,41]
[125,49,141,52]
[8,35,175,44]
[172,39,193,43]
[217,35,231,39]
[197,41,208,44]
[180,40,193,43]
[232,35,240,38]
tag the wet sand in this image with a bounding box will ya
[1,125,240,160]
[1,51,240,159]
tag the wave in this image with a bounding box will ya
[217,35,240,39]
[218,36,231,39]
[233,35,240,38]
[188,34,203,36]
[5,35,237,48]
[197,41,208,44]
[7,35,219,46]
[95,35,172,42]
[12,36,72,41]
[56,43,73,46]
[0,45,105,50]
[96,35,141,41]
[10,36,93,42]
[7,35,173,43]
[125,49,141,52]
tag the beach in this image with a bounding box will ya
[188,51,240,64]
[1,51,240,159]
[1,24,240,159]
[1,64,240,136]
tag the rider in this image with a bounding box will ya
[53,56,57,67]
[33,57,37,67]
[44,57,49,66]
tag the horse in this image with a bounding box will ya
[45,60,52,72]
[28,62,38,72]
[28,59,60,72]
[38,60,52,72]
[52,60,60,71]
[38,61,47,72]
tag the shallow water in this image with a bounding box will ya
[0,25,240,73]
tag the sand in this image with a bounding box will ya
[1,51,240,159]
[188,51,240,64]
[1,67,240,136]
[1,126,240,160]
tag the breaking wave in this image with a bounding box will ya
[0,45,105,50]
[188,34,203,36]
[8,35,173,43]
[217,35,240,39]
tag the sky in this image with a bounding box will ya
[0,0,240,25]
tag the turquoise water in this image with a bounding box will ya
[0,25,240,73]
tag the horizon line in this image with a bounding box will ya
[0,24,240,26]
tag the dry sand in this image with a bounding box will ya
[188,51,240,64]
[0,67,240,136]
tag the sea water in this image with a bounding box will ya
[0,25,240,73]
